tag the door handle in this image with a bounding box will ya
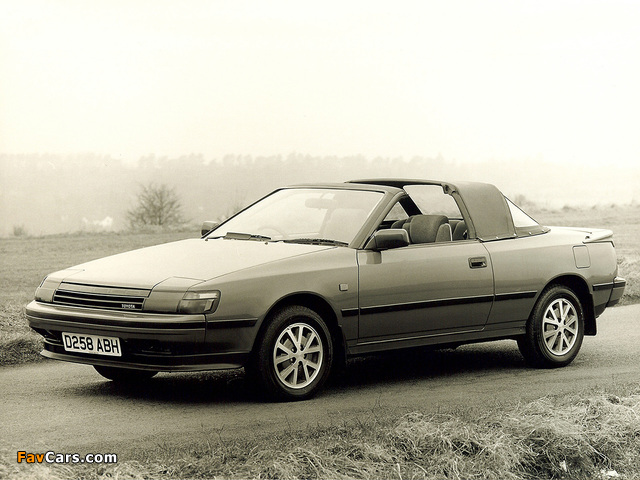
[469,256,487,269]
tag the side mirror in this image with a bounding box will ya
[365,229,410,251]
[201,221,219,237]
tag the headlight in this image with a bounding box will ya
[178,290,221,314]
[35,276,58,302]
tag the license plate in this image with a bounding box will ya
[62,332,122,357]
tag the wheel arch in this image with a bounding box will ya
[252,292,347,367]
[538,274,596,336]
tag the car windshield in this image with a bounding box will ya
[209,188,384,245]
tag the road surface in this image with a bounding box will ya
[2,304,639,458]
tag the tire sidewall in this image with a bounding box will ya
[257,306,333,400]
[531,286,585,366]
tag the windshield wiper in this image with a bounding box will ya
[221,232,272,241]
[282,238,348,246]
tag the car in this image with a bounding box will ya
[26,179,626,400]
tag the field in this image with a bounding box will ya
[0,230,194,365]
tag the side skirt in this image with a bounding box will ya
[347,324,526,356]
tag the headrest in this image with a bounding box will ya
[408,215,448,243]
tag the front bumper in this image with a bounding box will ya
[26,301,250,371]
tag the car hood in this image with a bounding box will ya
[53,238,334,290]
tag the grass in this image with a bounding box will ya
[3,385,640,479]
[0,230,195,366]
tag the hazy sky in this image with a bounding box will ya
[1,0,639,166]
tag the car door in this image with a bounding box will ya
[356,240,494,342]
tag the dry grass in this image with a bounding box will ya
[0,304,44,365]
[4,386,640,479]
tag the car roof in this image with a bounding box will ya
[349,178,517,241]
[287,182,404,195]
[287,178,518,241]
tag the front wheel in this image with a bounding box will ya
[518,285,585,368]
[249,305,333,401]
[94,365,158,382]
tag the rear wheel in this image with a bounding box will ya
[518,285,585,368]
[249,305,333,401]
[94,365,158,382]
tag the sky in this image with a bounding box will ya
[1,0,640,167]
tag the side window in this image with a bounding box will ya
[404,185,467,242]
[506,198,538,228]
[505,197,547,236]
[405,185,463,218]
[382,201,409,225]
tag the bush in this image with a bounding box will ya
[127,183,184,229]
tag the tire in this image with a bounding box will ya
[518,285,585,368]
[249,305,333,401]
[94,365,158,382]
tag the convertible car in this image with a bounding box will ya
[27,179,625,400]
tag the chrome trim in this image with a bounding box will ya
[592,282,614,292]
[356,328,482,347]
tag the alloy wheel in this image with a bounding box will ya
[542,298,578,356]
[272,322,324,389]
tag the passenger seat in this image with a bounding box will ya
[408,215,451,243]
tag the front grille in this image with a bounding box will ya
[52,282,150,311]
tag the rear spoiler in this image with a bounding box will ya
[547,226,615,245]
[583,228,614,244]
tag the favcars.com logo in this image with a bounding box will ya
[17,451,117,464]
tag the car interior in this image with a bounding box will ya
[390,215,468,243]
[374,184,469,245]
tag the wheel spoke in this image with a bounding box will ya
[565,324,577,336]
[279,362,296,381]
[276,343,294,356]
[303,357,319,369]
[545,312,560,326]
[544,328,558,340]
[557,332,565,351]
[546,331,559,350]
[286,329,299,349]
[559,301,569,322]
[297,327,304,349]
[302,361,311,381]
[302,331,317,351]
[275,352,294,365]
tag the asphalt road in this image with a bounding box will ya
[2,304,639,458]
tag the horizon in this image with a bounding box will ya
[1,154,637,237]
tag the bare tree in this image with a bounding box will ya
[127,183,183,229]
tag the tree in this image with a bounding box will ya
[127,183,183,229]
